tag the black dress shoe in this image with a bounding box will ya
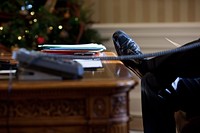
[112,30,145,78]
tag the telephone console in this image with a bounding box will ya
[12,49,84,80]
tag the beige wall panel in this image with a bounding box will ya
[188,0,195,22]
[179,0,188,22]
[84,0,200,23]
[195,0,200,21]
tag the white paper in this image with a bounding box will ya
[74,59,103,68]
[0,70,16,79]
[0,70,16,74]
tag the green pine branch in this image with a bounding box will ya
[0,0,105,49]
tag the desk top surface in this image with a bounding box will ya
[0,52,138,91]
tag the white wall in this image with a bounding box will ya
[92,22,200,116]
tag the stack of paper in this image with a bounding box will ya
[37,43,106,69]
[38,43,106,55]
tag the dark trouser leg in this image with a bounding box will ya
[172,78,200,133]
[141,74,200,133]
[144,39,200,88]
[141,73,176,133]
[175,78,200,118]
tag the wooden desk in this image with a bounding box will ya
[0,53,138,133]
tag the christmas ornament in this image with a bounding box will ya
[60,30,68,38]
[44,0,57,13]
[64,9,70,19]
[36,36,45,44]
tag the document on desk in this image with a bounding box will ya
[38,43,106,51]
[38,43,107,55]
[0,70,16,79]
[74,59,103,69]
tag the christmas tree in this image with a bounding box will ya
[0,0,104,50]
